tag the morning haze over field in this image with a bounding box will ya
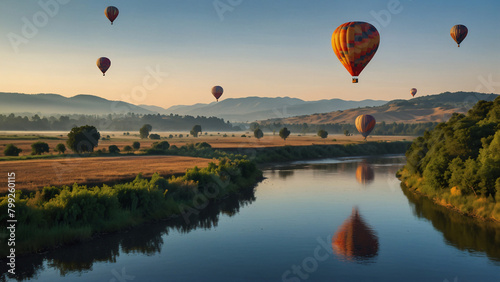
[1,1,500,281]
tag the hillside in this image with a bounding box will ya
[164,97,388,122]
[398,96,500,221]
[0,92,154,115]
[262,92,499,124]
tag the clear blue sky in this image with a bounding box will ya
[1,0,500,108]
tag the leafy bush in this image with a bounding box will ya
[55,143,66,154]
[4,144,22,156]
[149,134,161,140]
[31,141,50,155]
[152,141,170,150]
[132,142,140,150]
[109,145,120,154]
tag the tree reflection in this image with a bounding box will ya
[332,207,379,263]
[0,185,257,281]
[401,183,500,264]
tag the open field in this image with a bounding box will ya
[0,131,415,157]
[0,155,213,192]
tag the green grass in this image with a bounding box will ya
[0,158,262,256]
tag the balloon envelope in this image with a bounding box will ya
[332,22,380,83]
[211,86,223,101]
[105,6,119,25]
[97,57,111,76]
[355,115,376,139]
[332,207,379,262]
[450,24,468,47]
[356,162,374,185]
[410,88,417,97]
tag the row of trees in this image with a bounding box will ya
[256,121,438,136]
[0,113,237,131]
[4,142,67,156]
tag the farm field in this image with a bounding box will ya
[0,131,415,157]
[0,155,213,192]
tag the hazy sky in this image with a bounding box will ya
[2,0,500,108]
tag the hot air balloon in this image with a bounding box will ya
[410,88,417,97]
[356,162,374,185]
[450,24,468,47]
[105,6,119,25]
[332,22,380,83]
[332,207,379,262]
[97,57,111,76]
[211,86,223,102]
[355,114,376,140]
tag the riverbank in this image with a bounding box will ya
[0,157,262,256]
[0,141,412,256]
[397,168,500,223]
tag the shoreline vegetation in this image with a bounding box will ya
[397,97,500,222]
[0,141,411,256]
[0,157,262,257]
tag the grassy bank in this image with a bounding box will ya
[143,141,412,164]
[0,158,262,256]
[397,98,500,222]
[397,168,500,222]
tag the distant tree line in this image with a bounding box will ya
[257,121,439,136]
[0,113,237,131]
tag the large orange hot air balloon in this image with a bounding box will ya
[332,22,380,83]
[105,6,119,25]
[211,86,223,102]
[332,207,379,262]
[410,88,417,97]
[355,115,376,140]
[97,57,111,76]
[450,24,468,47]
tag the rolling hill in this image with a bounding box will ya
[261,92,499,125]
[0,92,155,115]
[1,92,388,122]
[162,97,388,122]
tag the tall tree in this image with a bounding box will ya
[279,127,291,141]
[139,124,153,139]
[67,125,100,153]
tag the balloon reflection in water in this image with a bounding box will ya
[332,207,379,262]
[355,162,374,185]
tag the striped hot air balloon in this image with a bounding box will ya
[97,57,111,76]
[410,88,417,97]
[211,86,223,102]
[105,6,119,25]
[355,114,376,140]
[332,22,380,83]
[450,24,468,47]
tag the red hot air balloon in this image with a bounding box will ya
[212,86,223,102]
[410,88,417,97]
[332,22,380,83]
[355,114,376,140]
[450,24,468,47]
[332,207,379,262]
[97,57,111,76]
[105,6,119,25]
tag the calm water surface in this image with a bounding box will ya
[3,155,500,281]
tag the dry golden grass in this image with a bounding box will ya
[0,132,413,192]
[0,155,213,192]
[0,132,414,157]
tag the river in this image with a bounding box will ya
[2,155,499,281]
